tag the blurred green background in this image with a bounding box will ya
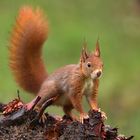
[0,0,140,138]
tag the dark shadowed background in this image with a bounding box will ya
[0,0,140,139]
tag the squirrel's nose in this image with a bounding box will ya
[97,71,101,77]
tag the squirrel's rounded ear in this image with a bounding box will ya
[94,39,100,57]
[80,41,89,62]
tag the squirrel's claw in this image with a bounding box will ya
[79,113,89,124]
[39,113,47,123]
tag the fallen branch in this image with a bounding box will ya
[0,97,134,140]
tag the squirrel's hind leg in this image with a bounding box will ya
[63,105,78,121]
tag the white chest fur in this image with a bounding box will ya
[82,78,94,96]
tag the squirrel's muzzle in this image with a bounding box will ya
[97,71,101,77]
[91,69,102,79]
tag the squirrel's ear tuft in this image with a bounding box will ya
[94,39,100,57]
[80,41,89,62]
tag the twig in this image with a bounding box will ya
[30,96,41,111]
[29,96,58,127]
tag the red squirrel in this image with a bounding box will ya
[9,6,104,123]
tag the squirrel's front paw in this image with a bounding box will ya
[79,113,89,124]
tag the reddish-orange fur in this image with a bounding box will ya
[9,6,104,122]
[9,6,48,94]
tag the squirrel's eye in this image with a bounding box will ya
[87,62,91,68]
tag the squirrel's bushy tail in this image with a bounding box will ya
[9,6,48,94]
